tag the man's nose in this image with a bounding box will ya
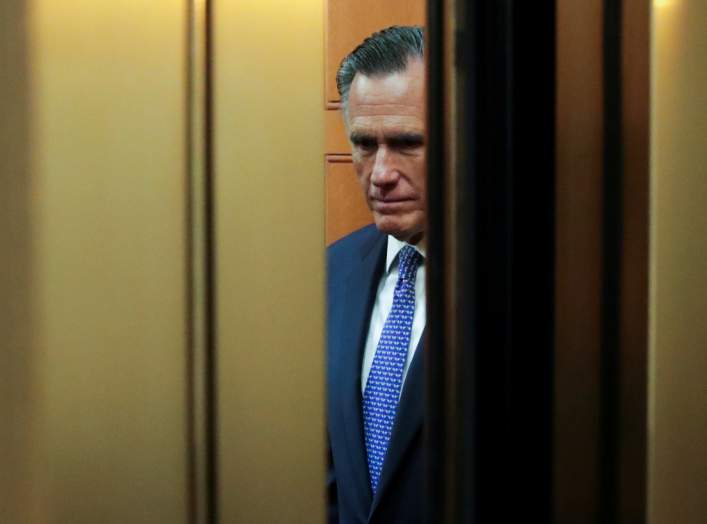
[370,146,400,186]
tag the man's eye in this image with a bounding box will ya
[392,137,424,150]
[356,139,377,151]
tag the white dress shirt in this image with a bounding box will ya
[361,236,426,395]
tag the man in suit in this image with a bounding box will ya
[327,26,427,523]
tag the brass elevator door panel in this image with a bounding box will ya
[651,1,707,522]
[1,1,189,522]
[214,1,326,522]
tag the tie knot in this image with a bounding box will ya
[397,245,422,282]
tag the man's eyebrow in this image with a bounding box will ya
[349,131,375,144]
[386,132,425,146]
[349,131,425,145]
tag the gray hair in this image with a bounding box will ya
[336,25,424,117]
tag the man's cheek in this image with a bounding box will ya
[354,170,369,192]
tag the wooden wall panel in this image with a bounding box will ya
[324,0,425,245]
[324,109,351,154]
[326,156,375,245]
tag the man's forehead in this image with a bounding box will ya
[348,114,424,134]
[349,104,424,118]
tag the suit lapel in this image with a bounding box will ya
[335,231,387,518]
[368,331,425,518]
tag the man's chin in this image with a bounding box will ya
[373,215,424,244]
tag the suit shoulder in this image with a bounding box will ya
[326,223,381,269]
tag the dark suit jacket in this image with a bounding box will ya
[327,224,424,524]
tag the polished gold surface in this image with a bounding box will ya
[1,1,189,522]
[214,1,326,522]
[650,1,707,522]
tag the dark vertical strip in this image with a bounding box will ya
[450,0,517,521]
[427,1,556,522]
[458,0,483,519]
[203,1,219,522]
[456,2,477,520]
[617,0,649,519]
[600,0,623,522]
[509,1,556,521]
[185,0,218,522]
[462,1,515,520]
[424,0,447,522]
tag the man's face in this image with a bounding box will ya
[346,59,426,244]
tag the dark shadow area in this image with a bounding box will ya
[426,1,556,522]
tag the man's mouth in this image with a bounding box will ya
[370,197,414,213]
[370,195,414,203]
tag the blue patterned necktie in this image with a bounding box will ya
[362,245,422,495]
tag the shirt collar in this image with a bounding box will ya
[385,235,426,273]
